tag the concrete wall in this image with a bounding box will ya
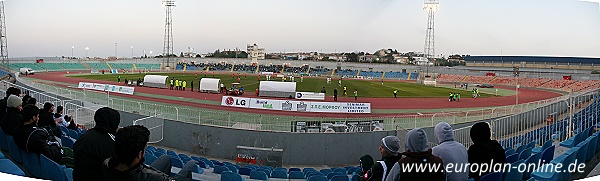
[143,119,403,166]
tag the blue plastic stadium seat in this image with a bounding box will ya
[0,128,8,151]
[68,129,79,139]
[250,170,269,180]
[506,153,519,164]
[0,159,25,176]
[523,152,542,179]
[289,167,301,173]
[585,135,597,161]
[171,157,184,168]
[22,151,43,178]
[40,154,73,181]
[319,168,332,175]
[144,154,158,166]
[532,139,552,154]
[332,175,349,181]
[271,170,288,179]
[214,165,230,174]
[239,167,253,175]
[327,172,344,180]
[220,171,245,181]
[226,165,238,174]
[503,160,524,181]
[6,135,23,163]
[61,136,75,149]
[540,145,555,164]
[308,175,328,181]
[289,171,305,179]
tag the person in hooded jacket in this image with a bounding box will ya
[432,122,468,181]
[1,95,22,136]
[357,155,374,181]
[0,87,21,121]
[73,107,121,181]
[364,136,402,181]
[468,122,506,181]
[386,128,444,181]
[13,105,75,167]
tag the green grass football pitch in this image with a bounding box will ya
[70,73,492,98]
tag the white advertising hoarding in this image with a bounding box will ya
[221,96,370,113]
[78,82,135,95]
[295,92,325,100]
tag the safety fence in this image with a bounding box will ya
[8,76,581,133]
[133,114,165,144]
[452,88,600,148]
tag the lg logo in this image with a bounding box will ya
[225,97,246,106]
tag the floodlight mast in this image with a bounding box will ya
[163,0,176,70]
[424,0,439,60]
[0,0,8,66]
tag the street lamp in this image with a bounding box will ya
[85,47,89,58]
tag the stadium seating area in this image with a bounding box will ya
[60,63,87,70]
[561,80,600,92]
[34,63,63,71]
[489,76,516,85]
[436,74,466,82]
[359,71,382,78]
[6,62,160,72]
[538,79,577,90]
[334,70,358,77]
[384,72,409,79]
[517,78,552,88]
[0,125,87,180]
[462,75,495,84]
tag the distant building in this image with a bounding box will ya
[413,57,433,66]
[247,44,265,60]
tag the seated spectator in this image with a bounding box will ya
[38,102,62,136]
[102,125,196,181]
[468,122,506,181]
[54,105,77,130]
[386,128,444,181]
[357,155,374,181]
[0,87,21,120]
[364,136,402,181]
[13,105,75,167]
[1,95,22,135]
[433,122,468,181]
[27,97,37,106]
[21,94,31,106]
[74,107,121,181]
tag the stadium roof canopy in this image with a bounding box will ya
[464,56,600,64]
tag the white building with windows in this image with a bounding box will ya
[247,43,265,60]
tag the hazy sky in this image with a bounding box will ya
[4,0,600,58]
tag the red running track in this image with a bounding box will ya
[23,72,563,118]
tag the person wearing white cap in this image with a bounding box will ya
[386,128,445,181]
[364,136,402,181]
[0,95,23,136]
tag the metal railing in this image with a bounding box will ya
[133,114,164,143]
[452,89,599,148]
[10,75,591,133]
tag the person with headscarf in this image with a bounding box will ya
[468,122,506,180]
[433,122,468,181]
[386,128,444,181]
[73,107,121,181]
[365,136,402,181]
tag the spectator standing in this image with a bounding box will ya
[333,88,338,102]
[432,122,468,181]
[170,78,174,90]
[73,107,121,181]
[468,122,506,180]
[364,136,401,181]
[102,125,197,181]
[13,105,75,167]
[1,95,22,136]
[386,128,444,181]
[190,80,194,92]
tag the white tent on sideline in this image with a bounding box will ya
[199,78,221,93]
[143,75,168,88]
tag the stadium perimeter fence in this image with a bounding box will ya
[5,75,591,136]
